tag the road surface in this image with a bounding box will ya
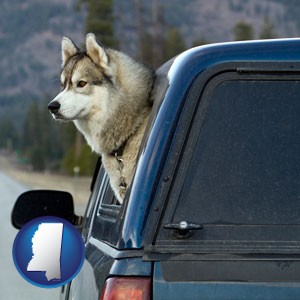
[0,171,60,299]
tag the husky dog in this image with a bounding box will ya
[48,33,154,203]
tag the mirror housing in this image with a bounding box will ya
[11,190,82,229]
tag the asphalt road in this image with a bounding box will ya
[0,171,60,299]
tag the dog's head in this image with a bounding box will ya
[48,33,113,121]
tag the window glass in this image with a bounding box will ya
[174,80,300,227]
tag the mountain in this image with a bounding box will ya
[115,0,300,55]
[177,0,299,44]
[1,0,300,127]
[0,0,84,125]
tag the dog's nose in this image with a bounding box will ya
[48,101,61,114]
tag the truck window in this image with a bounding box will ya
[158,73,300,250]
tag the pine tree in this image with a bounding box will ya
[21,101,45,170]
[0,118,18,151]
[164,28,186,61]
[192,38,208,47]
[151,0,166,67]
[78,0,117,48]
[259,16,277,39]
[61,143,98,176]
[20,99,67,171]
[21,102,40,151]
[233,21,254,41]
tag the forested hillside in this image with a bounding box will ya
[1,0,300,174]
[0,0,84,124]
[2,0,300,116]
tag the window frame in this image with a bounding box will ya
[87,166,122,246]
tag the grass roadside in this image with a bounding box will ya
[0,153,92,213]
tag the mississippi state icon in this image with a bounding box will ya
[12,216,85,288]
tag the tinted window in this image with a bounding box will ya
[159,75,300,246]
[176,80,300,225]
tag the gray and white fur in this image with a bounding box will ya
[48,33,154,203]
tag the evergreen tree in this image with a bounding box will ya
[30,145,45,171]
[233,21,254,41]
[0,118,18,151]
[151,0,166,68]
[20,99,66,171]
[21,101,45,170]
[39,100,66,169]
[192,38,208,47]
[138,2,167,68]
[259,16,277,39]
[21,102,40,151]
[61,142,98,176]
[140,32,155,66]
[164,28,186,61]
[78,0,117,48]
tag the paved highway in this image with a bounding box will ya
[0,171,60,299]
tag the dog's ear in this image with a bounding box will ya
[61,37,78,66]
[86,33,109,70]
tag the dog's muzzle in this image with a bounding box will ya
[48,101,61,114]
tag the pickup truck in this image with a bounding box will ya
[12,38,300,299]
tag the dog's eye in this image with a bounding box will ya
[77,81,87,88]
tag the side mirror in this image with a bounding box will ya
[11,190,82,229]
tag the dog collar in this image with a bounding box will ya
[110,140,128,197]
[110,140,127,157]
